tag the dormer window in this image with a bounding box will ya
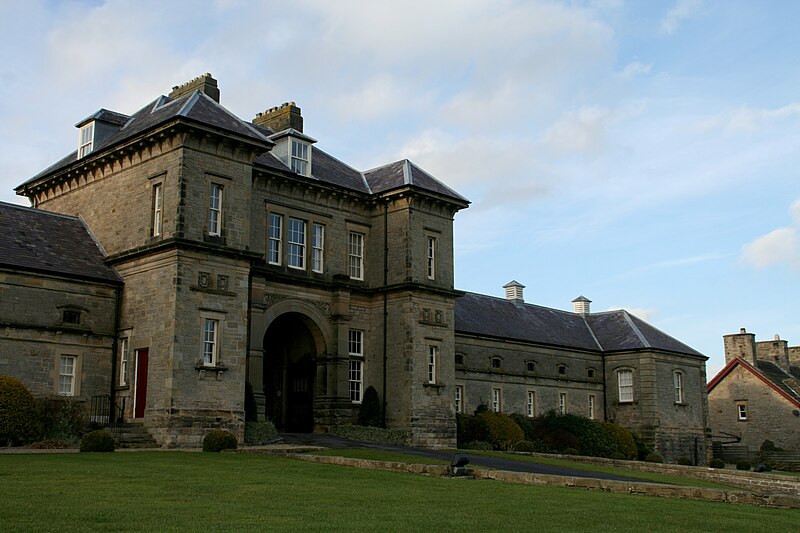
[291,140,309,175]
[79,123,94,158]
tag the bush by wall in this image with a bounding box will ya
[457,413,490,447]
[644,453,663,463]
[357,386,382,428]
[600,422,637,460]
[461,440,493,451]
[736,461,752,471]
[203,429,238,452]
[709,458,725,469]
[476,412,525,451]
[331,425,409,446]
[243,421,279,445]
[79,430,115,452]
[0,375,42,446]
[37,397,87,443]
[677,457,694,466]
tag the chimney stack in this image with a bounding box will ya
[756,334,791,373]
[572,296,591,315]
[503,280,525,303]
[253,102,303,133]
[723,328,758,367]
[169,73,220,103]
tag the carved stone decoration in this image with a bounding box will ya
[263,294,288,308]
[198,271,210,288]
[311,300,333,318]
[217,274,229,292]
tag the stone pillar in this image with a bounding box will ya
[247,348,266,421]
[723,328,757,366]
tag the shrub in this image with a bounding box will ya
[476,412,525,451]
[461,440,493,450]
[330,425,408,446]
[514,440,537,453]
[0,375,42,446]
[457,413,490,447]
[631,431,652,460]
[563,447,579,455]
[357,386,382,428]
[600,422,637,460]
[736,461,751,471]
[510,413,535,442]
[202,429,237,452]
[530,412,615,457]
[709,458,725,469]
[644,453,663,463]
[677,457,694,466]
[79,430,115,452]
[37,397,87,443]
[243,421,279,445]
[610,452,627,460]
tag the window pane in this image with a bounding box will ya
[203,319,217,365]
[349,360,363,403]
[312,224,324,272]
[209,184,222,236]
[268,214,282,264]
[287,218,305,269]
[349,232,364,280]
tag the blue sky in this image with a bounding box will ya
[1,0,799,378]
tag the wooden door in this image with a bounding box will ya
[134,348,149,419]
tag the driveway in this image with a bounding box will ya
[279,433,653,483]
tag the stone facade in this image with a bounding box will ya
[708,329,800,452]
[5,74,710,455]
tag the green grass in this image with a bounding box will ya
[0,452,796,532]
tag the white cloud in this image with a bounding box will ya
[607,306,656,322]
[619,61,652,80]
[660,0,704,35]
[742,227,800,270]
[696,103,800,134]
[742,198,800,270]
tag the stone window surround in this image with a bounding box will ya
[492,387,502,413]
[57,354,80,396]
[455,384,463,414]
[266,202,332,272]
[673,369,685,404]
[617,368,634,403]
[196,310,227,378]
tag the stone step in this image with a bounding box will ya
[112,423,159,448]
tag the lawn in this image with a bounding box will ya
[0,452,796,532]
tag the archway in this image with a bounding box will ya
[263,312,320,432]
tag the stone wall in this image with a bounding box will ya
[708,364,800,451]
[0,270,117,400]
[455,336,604,419]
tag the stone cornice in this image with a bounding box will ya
[105,237,262,265]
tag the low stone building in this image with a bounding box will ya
[1,73,710,460]
[707,329,800,452]
[0,202,122,401]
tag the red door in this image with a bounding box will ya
[134,349,149,418]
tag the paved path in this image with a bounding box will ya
[279,433,654,483]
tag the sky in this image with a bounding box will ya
[1,0,799,379]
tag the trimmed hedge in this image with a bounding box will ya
[0,375,41,446]
[80,430,115,452]
[709,458,725,469]
[645,453,663,463]
[476,412,524,451]
[357,386,382,428]
[600,422,637,460]
[736,461,752,471]
[203,429,237,452]
[331,425,409,446]
[244,421,280,445]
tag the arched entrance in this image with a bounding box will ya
[263,312,320,432]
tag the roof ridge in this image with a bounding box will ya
[176,91,201,117]
[460,290,579,317]
[621,310,652,348]
[0,201,81,221]
[581,314,604,351]
[402,159,412,185]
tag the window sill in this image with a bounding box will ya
[423,382,445,389]
[195,363,227,380]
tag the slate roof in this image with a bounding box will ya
[454,292,704,357]
[707,357,800,408]
[18,90,467,205]
[18,91,272,190]
[0,202,122,284]
[364,160,469,203]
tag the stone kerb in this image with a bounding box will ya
[279,453,800,509]
[521,452,800,496]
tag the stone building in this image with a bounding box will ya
[2,73,709,460]
[0,202,122,401]
[707,328,800,452]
